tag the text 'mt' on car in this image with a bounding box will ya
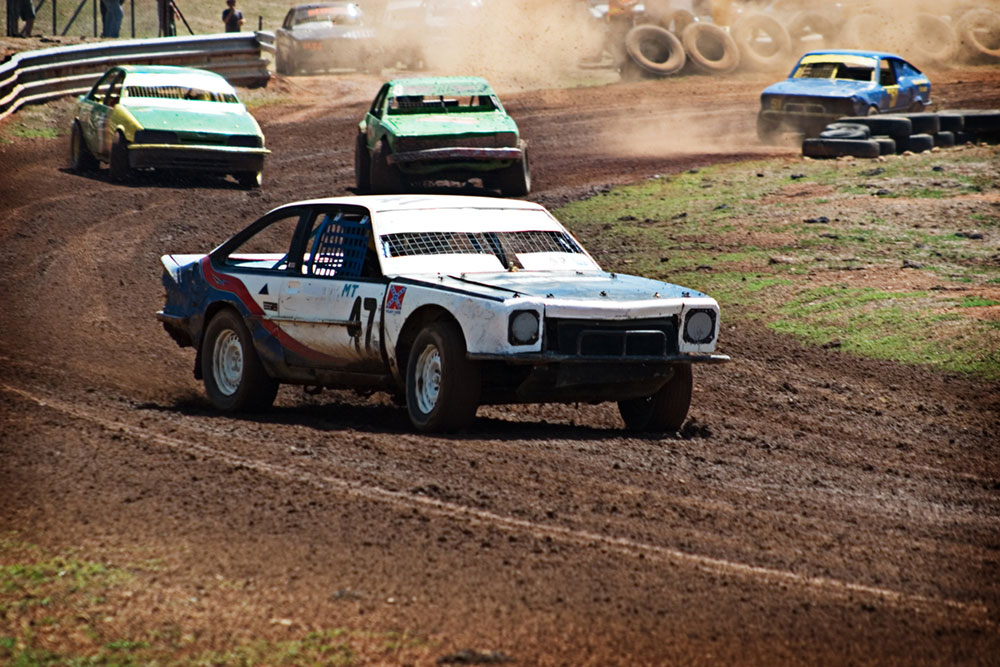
[274,2,379,75]
[70,65,269,188]
[757,49,931,142]
[355,77,531,197]
[157,195,729,433]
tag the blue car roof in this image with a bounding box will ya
[799,49,903,60]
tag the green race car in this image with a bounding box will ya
[355,76,530,197]
[70,65,270,188]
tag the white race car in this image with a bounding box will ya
[158,195,729,432]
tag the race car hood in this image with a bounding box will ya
[127,104,262,135]
[382,112,517,138]
[762,78,875,100]
[434,271,709,303]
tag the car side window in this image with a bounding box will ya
[370,84,389,119]
[879,60,897,86]
[301,210,374,279]
[88,70,118,104]
[105,72,126,107]
[222,210,307,271]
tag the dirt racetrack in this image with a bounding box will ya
[2,65,1000,665]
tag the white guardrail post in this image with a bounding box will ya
[0,31,275,120]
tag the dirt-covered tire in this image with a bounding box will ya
[786,10,840,50]
[354,133,372,193]
[912,13,959,63]
[802,138,880,159]
[839,13,880,49]
[900,112,941,135]
[109,131,131,183]
[874,136,896,155]
[236,171,262,189]
[955,8,1000,62]
[961,110,1000,134]
[756,113,780,144]
[201,309,278,412]
[405,321,480,432]
[369,140,403,194]
[819,122,871,140]
[660,8,694,34]
[618,364,692,432]
[70,120,98,172]
[680,22,741,73]
[897,133,934,153]
[835,115,912,140]
[624,24,686,76]
[276,44,295,75]
[730,12,790,71]
[936,113,964,133]
[494,144,531,197]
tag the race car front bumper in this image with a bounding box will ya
[128,144,270,173]
[387,146,523,166]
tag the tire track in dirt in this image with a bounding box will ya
[3,380,992,625]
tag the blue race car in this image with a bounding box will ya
[757,49,931,141]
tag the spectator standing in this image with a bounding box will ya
[15,0,36,37]
[100,0,124,37]
[222,0,244,33]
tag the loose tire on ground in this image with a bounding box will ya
[731,12,791,71]
[835,115,912,140]
[624,24,686,76]
[874,136,896,155]
[201,309,278,412]
[354,133,371,193]
[680,22,741,73]
[786,10,840,50]
[955,8,1000,61]
[405,321,480,432]
[70,121,98,172]
[802,137,880,159]
[109,131,131,183]
[933,131,956,148]
[900,112,941,135]
[618,364,693,432]
[936,113,964,133]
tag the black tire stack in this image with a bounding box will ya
[802,109,1000,159]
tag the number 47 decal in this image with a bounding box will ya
[348,297,378,351]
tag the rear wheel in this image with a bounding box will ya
[70,121,98,172]
[405,321,480,432]
[618,364,693,432]
[201,309,278,412]
[109,131,131,183]
[494,144,531,197]
[276,44,296,75]
[237,170,262,189]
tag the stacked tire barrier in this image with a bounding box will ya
[801,109,1000,159]
[0,32,271,121]
[616,1,1000,80]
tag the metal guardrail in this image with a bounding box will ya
[0,31,274,120]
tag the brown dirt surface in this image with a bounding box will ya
[2,63,1000,665]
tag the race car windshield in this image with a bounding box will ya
[794,61,874,82]
[125,85,239,103]
[294,6,359,25]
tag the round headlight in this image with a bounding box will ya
[684,310,714,344]
[509,310,539,345]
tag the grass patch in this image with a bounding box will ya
[0,533,432,666]
[555,145,1000,378]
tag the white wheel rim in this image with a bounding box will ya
[414,344,442,415]
[213,329,244,396]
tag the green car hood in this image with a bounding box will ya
[127,103,261,136]
[383,112,517,137]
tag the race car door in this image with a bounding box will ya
[78,68,125,159]
[276,206,387,373]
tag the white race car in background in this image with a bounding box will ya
[158,195,729,432]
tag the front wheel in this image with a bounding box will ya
[70,121,98,172]
[369,140,402,194]
[618,364,693,432]
[354,133,371,193]
[405,321,480,432]
[201,309,278,412]
[493,144,531,197]
[109,131,131,183]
